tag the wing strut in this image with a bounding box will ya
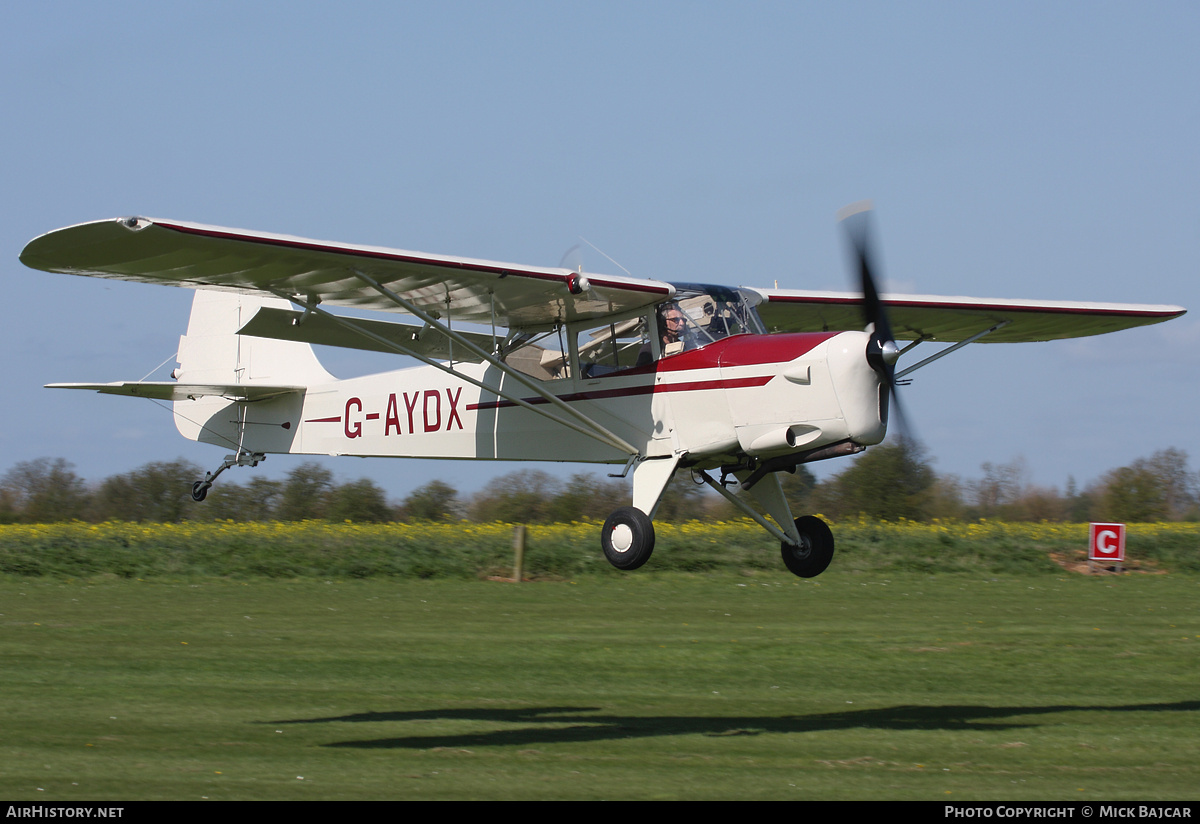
[696,470,801,546]
[894,320,1012,379]
[348,269,641,457]
[269,287,640,459]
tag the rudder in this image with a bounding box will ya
[173,289,331,448]
[175,289,334,386]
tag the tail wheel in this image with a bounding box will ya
[601,506,655,570]
[781,515,834,578]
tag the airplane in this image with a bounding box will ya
[20,206,1185,577]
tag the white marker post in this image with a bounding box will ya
[512,524,526,583]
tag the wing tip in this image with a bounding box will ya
[20,216,151,273]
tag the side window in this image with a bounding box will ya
[576,316,651,378]
[500,330,569,381]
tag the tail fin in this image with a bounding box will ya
[175,289,334,386]
[173,289,331,449]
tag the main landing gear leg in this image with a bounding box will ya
[698,469,836,578]
[190,450,266,502]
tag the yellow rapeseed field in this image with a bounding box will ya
[1,519,1196,578]
[2,517,1198,546]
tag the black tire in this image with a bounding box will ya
[190,481,209,503]
[781,515,834,578]
[601,506,655,571]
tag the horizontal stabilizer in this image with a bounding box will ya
[237,307,492,362]
[46,381,304,402]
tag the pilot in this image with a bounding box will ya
[660,303,689,349]
[635,302,690,367]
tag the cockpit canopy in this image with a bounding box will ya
[501,283,767,381]
[661,283,766,350]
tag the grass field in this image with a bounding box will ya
[2,571,1198,800]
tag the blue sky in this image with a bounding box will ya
[4,2,1197,502]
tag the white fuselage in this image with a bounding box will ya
[175,330,887,468]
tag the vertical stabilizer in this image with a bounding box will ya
[175,289,334,386]
[173,290,330,448]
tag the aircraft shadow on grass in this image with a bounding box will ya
[265,700,1200,750]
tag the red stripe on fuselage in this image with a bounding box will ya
[466,332,837,412]
[708,331,840,368]
[303,333,838,417]
[465,374,772,412]
[565,331,840,380]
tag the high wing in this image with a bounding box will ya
[20,217,675,330]
[749,288,1185,343]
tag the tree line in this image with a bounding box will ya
[0,443,1196,525]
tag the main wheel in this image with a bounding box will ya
[190,481,209,503]
[781,515,834,578]
[601,506,655,571]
